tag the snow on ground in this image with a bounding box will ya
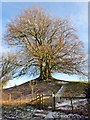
[45,112,88,120]
[56,99,87,108]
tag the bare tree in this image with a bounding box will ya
[4,7,87,80]
[0,54,18,88]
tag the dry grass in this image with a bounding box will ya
[62,82,88,97]
[2,79,87,107]
[2,79,62,106]
[1,94,52,107]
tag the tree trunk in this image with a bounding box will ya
[39,62,52,81]
[46,62,52,79]
[39,64,43,80]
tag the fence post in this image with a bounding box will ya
[37,94,40,109]
[31,86,34,95]
[70,97,74,113]
[40,94,43,109]
[9,94,11,103]
[20,94,22,105]
[36,94,38,100]
[52,91,55,112]
[36,94,41,109]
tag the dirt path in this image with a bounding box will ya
[55,83,68,103]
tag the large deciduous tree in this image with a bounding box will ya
[5,7,87,80]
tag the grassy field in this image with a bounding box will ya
[2,79,62,105]
[2,78,89,106]
[61,82,88,97]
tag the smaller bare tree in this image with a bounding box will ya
[0,53,18,89]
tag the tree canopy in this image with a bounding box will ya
[4,7,87,80]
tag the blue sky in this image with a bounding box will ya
[1,2,88,88]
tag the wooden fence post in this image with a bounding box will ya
[9,94,11,103]
[40,94,43,109]
[20,94,22,105]
[52,91,55,112]
[70,97,74,113]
